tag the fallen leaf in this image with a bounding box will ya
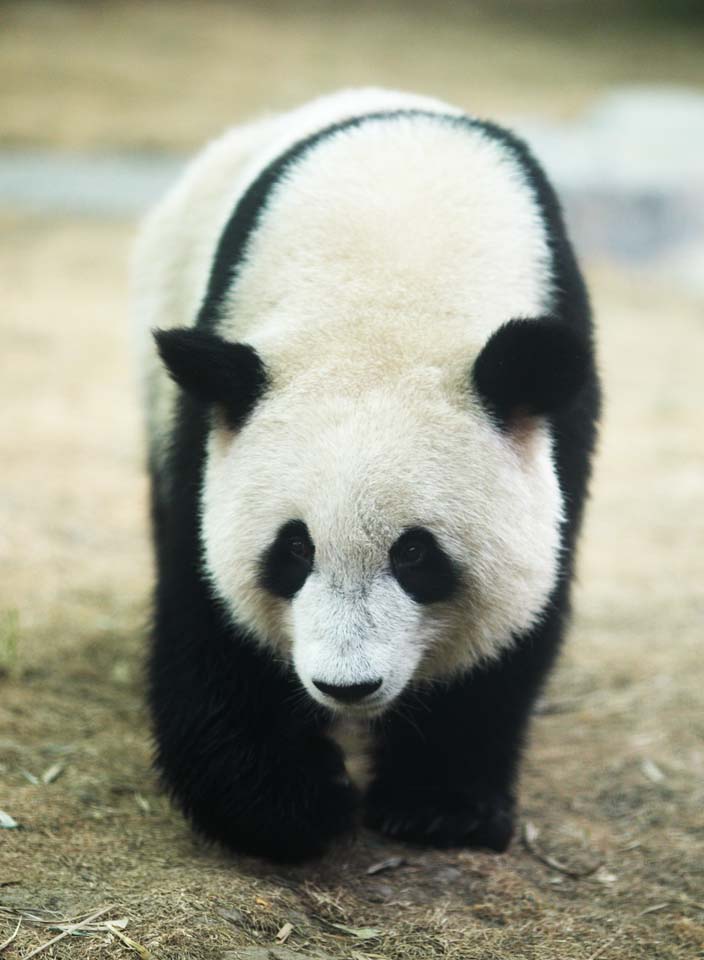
[134,793,151,813]
[524,820,540,844]
[594,867,618,885]
[328,923,381,940]
[41,763,64,785]
[225,949,333,960]
[366,856,406,875]
[641,759,665,783]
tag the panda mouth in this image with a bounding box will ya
[311,688,390,718]
[306,673,389,712]
[342,696,387,716]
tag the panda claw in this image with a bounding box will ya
[365,788,515,852]
[424,815,445,835]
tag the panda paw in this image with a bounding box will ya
[261,769,359,863]
[364,785,515,852]
[183,733,359,863]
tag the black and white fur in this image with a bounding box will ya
[132,88,600,862]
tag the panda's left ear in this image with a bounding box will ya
[471,317,591,429]
[153,328,268,429]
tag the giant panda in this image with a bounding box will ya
[132,88,600,863]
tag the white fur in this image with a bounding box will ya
[131,87,458,468]
[133,88,562,713]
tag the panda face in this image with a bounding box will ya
[201,380,564,715]
[150,108,593,717]
[259,519,461,713]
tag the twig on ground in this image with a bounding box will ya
[366,856,406,876]
[105,922,154,959]
[0,905,126,930]
[20,903,116,959]
[0,918,22,953]
[636,903,670,917]
[522,821,603,879]
[275,922,293,943]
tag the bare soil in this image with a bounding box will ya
[1,3,704,957]
[2,1,704,151]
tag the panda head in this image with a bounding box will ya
[155,318,589,716]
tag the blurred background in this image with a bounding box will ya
[1,3,703,959]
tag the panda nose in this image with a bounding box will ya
[313,678,382,704]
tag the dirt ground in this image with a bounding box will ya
[1,3,704,959]
[2,1,704,150]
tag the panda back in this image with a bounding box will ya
[131,87,461,459]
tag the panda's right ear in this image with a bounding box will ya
[153,328,268,429]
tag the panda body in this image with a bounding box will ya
[133,88,599,862]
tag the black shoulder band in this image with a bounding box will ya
[196,110,439,332]
[195,106,588,338]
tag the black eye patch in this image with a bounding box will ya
[389,527,459,604]
[259,520,315,600]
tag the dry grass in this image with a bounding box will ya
[1,2,704,957]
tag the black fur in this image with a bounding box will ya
[259,520,315,600]
[389,527,460,604]
[147,106,600,861]
[472,317,590,428]
[154,329,267,429]
[149,396,356,863]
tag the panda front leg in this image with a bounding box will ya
[149,581,358,863]
[364,600,565,852]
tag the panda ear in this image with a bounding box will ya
[471,318,590,428]
[153,328,268,429]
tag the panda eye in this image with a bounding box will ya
[288,536,312,562]
[397,540,426,566]
[259,520,315,600]
[389,527,459,605]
